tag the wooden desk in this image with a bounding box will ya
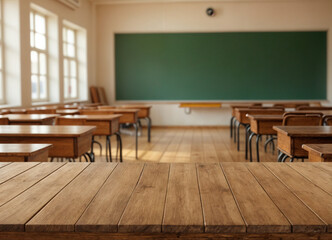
[4,114,58,125]
[57,115,122,162]
[80,109,139,159]
[0,162,330,239]
[0,144,52,162]
[247,114,283,162]
[273,126,332,161]
[110,105,152,142]
[55,109,80,115]
[302,144,332,162]
[0,125,96,161]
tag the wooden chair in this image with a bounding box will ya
[322,115,332,126]
[90,87,108,105]
[282,114,322,126]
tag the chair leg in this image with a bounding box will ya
[146,117,152,142]
[281,154,289,162]
[245,125,250,160]
[230,116,235,138]
[115,132,123,162]
[248,132,255,162]
[133,122,138,159]
[233,120,237,143]
[237,122,241,151]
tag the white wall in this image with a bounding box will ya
[2,0,94,107]
[95,0,332,126]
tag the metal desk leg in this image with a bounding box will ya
[233,120,237,143]
[248,132,255,162]
[106,135,112,162]
[115,132,123,162]
[145,117,152,142]
[133,122,138,159]
[245,125,250,160]
[230,116,235,138]
[256,134,261,162]
[237,122,241,151]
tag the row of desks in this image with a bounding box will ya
[0,162,330,239]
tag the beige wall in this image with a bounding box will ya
[95,0,332,126]
[3,0,94,107]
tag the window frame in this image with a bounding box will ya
[30,9,49,102]
[63,25,79,100]
[0,0,5,104]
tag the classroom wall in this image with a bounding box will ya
[2,0,94,107]
[95,0,332,126]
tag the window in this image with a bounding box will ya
[63,26,78,100]
[30,10,48,101]
[0,0,4,103]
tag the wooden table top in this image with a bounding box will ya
[273,126,332,137]
[0,144,52,156]
[3,114,59,121]
[58,114,122,121]
[0,162,330,238]
[247,114,283,121]
[302,144,332,158]
[0,125,96,137]
[55,109,80,115]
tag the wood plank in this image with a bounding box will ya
[221,162,290,233]
[0,162,65,207]
[196,163,245,233]
[75,163,144,232]
[0,163,89,232]
[247,163,326,233]
[162,163,203,233]
[287,163,332,195]
[179,102,221,108]
[264,163,332,232]
[118,163,170,233]
[0,162,11,168]
[26,163,117,232]
[310,162,332,175]
[0,162,40,184]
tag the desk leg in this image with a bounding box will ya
[248,132,255,162]
[145,117,152,142]
[230,116,234,138]
[115,132,123,162]
[233,120,237,143]
[237,122,241,151]
[256,134,261,162]
[281,154,289,162]
[245,125,250,160]
[106,136,112,162]
[133,123,138,159]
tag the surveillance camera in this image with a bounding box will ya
[206,8,215,16]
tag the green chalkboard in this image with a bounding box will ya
[115,32,326,101]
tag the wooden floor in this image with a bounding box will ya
[94,127,277,163]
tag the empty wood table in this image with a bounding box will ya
[247,114,283,162]
[0,144,52,162]
[4,114,59,125]
[0,162,330,239]
[0,125,96,161]
[57,115,122,162]
[302,144,332,162]
[273,126,332,161]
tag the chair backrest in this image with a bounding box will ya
[273,103,310,108]
[322,115,332,126]
[283,111,323,117]
[296,106,332,111]
[90,86,108,105]
[282,114,322,126]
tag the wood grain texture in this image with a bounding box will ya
[286,163,332,196]
[0,144,52,157]
[75,163,144,232]
[162,164,204,233]
[247,163,326,233]
[196,163,245,233]
[264,163,332,232]
[0,162,11,168]
[0,163,65,207]
[26,163,117,232]
[0,162,40,184]
[221,162,290,233]
[0,163,89,232]
[118,163,169,233]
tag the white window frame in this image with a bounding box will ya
[0,0,5,104]
[30,9,49,102]
[63,25,79,100]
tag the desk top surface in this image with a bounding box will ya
[3,114,59,121]
[58,114,122,121]
[302,144,332,157]
[247,114,283,121]
[273,126,332,136]
[0,125,96,137]
[0,162,330,235]
[0,144,52,156]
